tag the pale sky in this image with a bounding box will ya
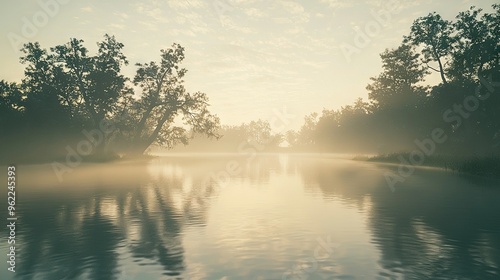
[0,0,497,131]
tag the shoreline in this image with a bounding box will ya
[362,153,500,180]
[2,152,499,182]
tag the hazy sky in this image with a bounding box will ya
[1,0,497,131]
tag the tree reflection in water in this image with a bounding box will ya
[1,154,498,279]
[291,155,500,279]
[8,161,203,280]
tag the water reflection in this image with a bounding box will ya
[289,155,500,279]
[0,154,498,279]
[0,162,194,280]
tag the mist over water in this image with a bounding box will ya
[1,2,500,280]
[1,154,498,280]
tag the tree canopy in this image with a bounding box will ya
[288,5,500,155]
[0,35,220,162]
[1,5,499,162]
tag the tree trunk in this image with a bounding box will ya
[433,48,447,84]
[128,107,174,156]
[437,56,447,84]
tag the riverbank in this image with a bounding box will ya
[363,153,500,179]
[0,152,157,165]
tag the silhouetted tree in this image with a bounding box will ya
[288,5,499,156]
[119,43,220,156]
[404,12,454,84]
[18,35,132,157]
[450,5,500,82]
[367,44,428,110]
[0,35,220,162]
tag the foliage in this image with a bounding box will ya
[288,5,500,156]
[167,119,283,153]
[0,35,220,161]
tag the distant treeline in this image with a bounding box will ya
[287,5,499,156]
[1,6,499,162]
[164,119,283,153]
[168,5,500,156]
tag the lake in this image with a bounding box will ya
[1,154,499,280]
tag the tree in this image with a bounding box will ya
[450,5,500,82]
[404,12,454,84]
[0,81,24,156]
[364,44,431,151]
[366,44,428,109]
[297,112,319,147]
[285,130,299,148]
[122,43,220,156]
[20,35,132,155]
[164,119,283,153]
[289,6,499,155]
[5,35,220,160]
[0,81,23,126]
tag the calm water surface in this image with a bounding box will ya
[0,154,499,280]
